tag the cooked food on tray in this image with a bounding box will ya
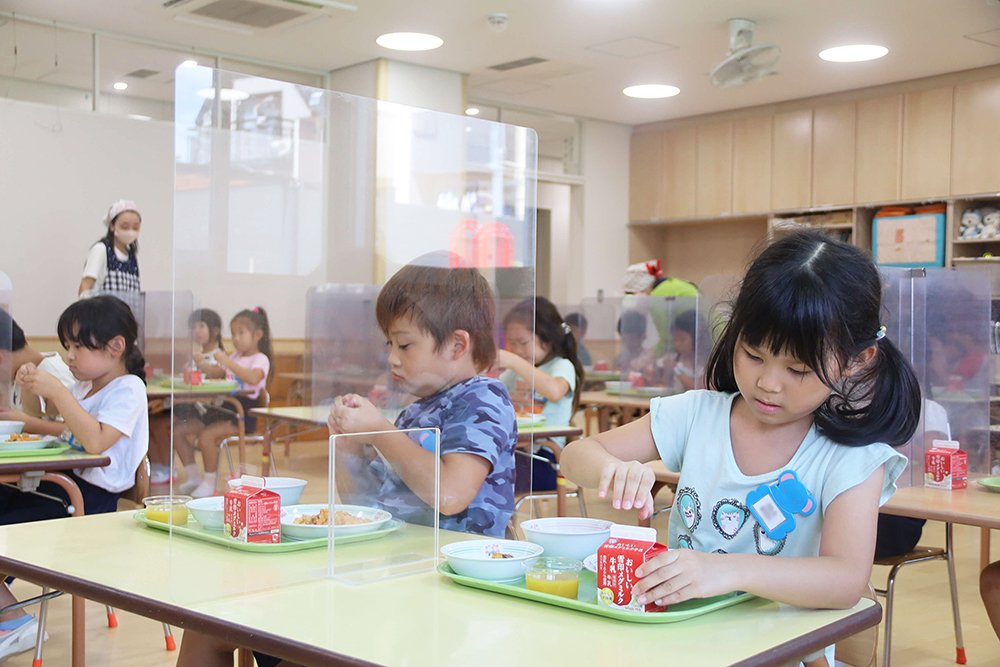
[293,509,373,526]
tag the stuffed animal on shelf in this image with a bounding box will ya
[960,209,983,239]
[982,208,1000,239]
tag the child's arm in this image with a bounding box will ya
[560,413,662,518]
[497,350,570,402]
[632,467,885,610]
[194,352,228,379]
[0,408,65,437]
[16,365,126,454]
[212,350,264,386]
[331,394,490,515]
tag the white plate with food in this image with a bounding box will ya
[0,434,61,450]
[515,414,546,426]
[280,504,392,540]
[583,553,598,574]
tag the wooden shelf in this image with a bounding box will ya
[953,238,1000,245]
[952,257,1000,263]
[774,222,854,231]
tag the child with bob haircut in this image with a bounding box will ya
[562,231,920,667]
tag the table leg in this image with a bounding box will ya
[237,647,255,667]
[982,528,991,572]
[223,398,248,476]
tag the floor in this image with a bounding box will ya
[6,437,1000,666]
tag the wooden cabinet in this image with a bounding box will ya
[855,95,902,203]
[771,109,813,210]
[952,78,1000,196]
[696,121,733,216]
[732,115,772,214]
[812,102,856,207]
[629,131,662,221]
[660,127,697,219]
[901,87,953,199]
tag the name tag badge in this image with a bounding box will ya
[746,470,816,542]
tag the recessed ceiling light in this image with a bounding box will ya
[623,84,680,99]
[181,60,199,68]
[819,45,888,62]
[196,87,251,102]
[465,107,480,116]
[128,114,152,121]
[113,82,128,91]
[376,32,443,51]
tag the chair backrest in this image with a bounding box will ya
[119,455,150,507]
[834,583,878,667]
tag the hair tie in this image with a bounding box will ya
[875,326,887,341]
[561,322,572,335]
[253,307,259,313]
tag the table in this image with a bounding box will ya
[579,390,654,432]
[0,451,111,667]
[0,511,882,667]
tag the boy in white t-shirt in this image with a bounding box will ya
[0,312,76,435]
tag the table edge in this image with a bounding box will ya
[729,599,882,667]
[0,456,112,473]
[0,555,381,667]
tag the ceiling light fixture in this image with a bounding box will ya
[623,84,680,99]
[181,60,199,68]
[128,114,152,121]
[113,82,128,91]
[819,44,888,62]
[465,107,480,115]
[376,32,443,51]
[196,87,251,102]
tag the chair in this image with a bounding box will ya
[873,522,965,667]
[834,584,879,667]
[217,389,274,488]
[512,442,587,519]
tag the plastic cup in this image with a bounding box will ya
[523,557,583,599]
[142,495,192,526]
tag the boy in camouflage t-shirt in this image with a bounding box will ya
[328,261,517,538]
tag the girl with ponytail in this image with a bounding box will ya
[561,232,919,666]
[499,297,584,492]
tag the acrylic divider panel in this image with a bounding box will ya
[693,275,741,383]
[575,298,622,378]
[170,64,536,603]
[0,272,11,410]
[880,268,920,487]
[321,428,440,584]
[616,294,698,398]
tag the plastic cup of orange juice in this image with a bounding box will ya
[523,557,583,599]
[142,495,192,526]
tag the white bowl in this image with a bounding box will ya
[227,477,307,506]
[441,539,544,582]
[186,497,224,530]
[520,517,614,561]
[279,504,392,540]
[604,381,631,393]
[0,421,25,435]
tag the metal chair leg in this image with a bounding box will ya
[163,623,176,651]
[945,524,967,664]
[106,605,118,628]
[32,587,50,667]
[532,499,542,520]
[578,489,587,517]
[881,562,900,667]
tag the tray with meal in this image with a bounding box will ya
[0,434,71,457]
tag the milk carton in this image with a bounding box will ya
[925,439,967,490]
[224,475,281,543]
[596,525,669,613]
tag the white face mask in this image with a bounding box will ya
[114,229,139,247]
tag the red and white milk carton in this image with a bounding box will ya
[925,439,968,490]
[597,525,669,613]
[224,475,281,543]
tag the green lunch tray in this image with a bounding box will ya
[150,380,240,394]
[438,563,753,623]
[0,443,72,459]
[133,510,403,553]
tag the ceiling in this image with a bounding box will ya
[2,0,1000,125]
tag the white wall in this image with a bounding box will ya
[538,182,572,304]
[0,99,175,337]
[327,60,378,99]
[385,60,463,115]
[575,119,631,302]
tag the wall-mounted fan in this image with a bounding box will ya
[710,19,781,88]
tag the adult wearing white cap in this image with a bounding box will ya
[78,200,142,298]
[620,259,699,375]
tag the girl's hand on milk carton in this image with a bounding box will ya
[633,549,731,607]
[17,365,63,400]
[597,460,656,519]
[330,394,391,435]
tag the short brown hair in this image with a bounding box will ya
[376,264,497,372]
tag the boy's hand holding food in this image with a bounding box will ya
[330,394,392,435]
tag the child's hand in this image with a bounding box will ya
[14,362,37,387]
[597,459,656,518]
[212,349,228,364]
[17,366,64,400]
[330,394,391,435]
[633,549,732,607]
[0,408,28,423]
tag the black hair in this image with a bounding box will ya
[564,312,588,332]
[705,230,920,446]
[0,309,25,352]
[189,309,225,351]
[503,297,584,410]
[99,209,141,255]
[57,295,146,383]
[617,310,648,338]
[231,307,273,383]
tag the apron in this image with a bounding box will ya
[101,240,140,293]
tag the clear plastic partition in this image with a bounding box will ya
[615,294,698,398]
[0,272,11,410]
[694,275,741,384]
[574,297,622,383]
[169,65,536,602]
